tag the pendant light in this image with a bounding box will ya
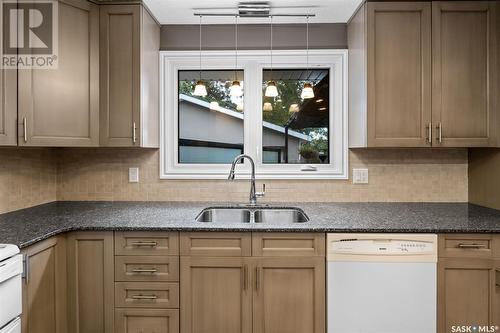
[230,16,243,97]
[193,15,207,97]
[263,102,273,112]
[265,16,278,98]
[301,16,314,100]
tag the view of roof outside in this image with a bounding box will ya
[262,68,329,164]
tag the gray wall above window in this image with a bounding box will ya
[160,23,347,50]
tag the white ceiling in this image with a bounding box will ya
[143,0,363,25]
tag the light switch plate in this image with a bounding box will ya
[352,168,368,184]
[129,167,139,183]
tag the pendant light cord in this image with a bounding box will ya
[199,15,202,81]
[306,15,309,80]
[235,15,238,81]
[270,15,273,79]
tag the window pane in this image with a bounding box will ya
[262,69,329,164]
[178,70,244,164]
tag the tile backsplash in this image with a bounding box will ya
[56,148,468,203]
[0,148,57,214]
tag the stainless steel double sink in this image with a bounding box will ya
[195,206,309,223]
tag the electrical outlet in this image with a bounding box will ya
[129,167,139,183]
[352,168,368,184]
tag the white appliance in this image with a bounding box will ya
[327,234,437,333]
[0,244,23,333]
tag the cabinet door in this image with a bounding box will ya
[180,257,252,333]
[253,257,325,333]
[432,1,498,147]
[115,308,179,333]
[21,236,67,333]
[99,5,141,147]
[438,257,496,332]
[0,68,16,145]
[67,232,114,333]
[367,2,432,147]
[18,0,99,146]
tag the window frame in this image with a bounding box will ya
[160,49,348,180]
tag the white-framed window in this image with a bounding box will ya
[160,49,348,179]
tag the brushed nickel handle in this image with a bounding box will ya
[457,243,487,249]
[130,241,158,247]
[132,122,137,144]
[131,294,158,300]
[23,117,27,143]
[496,269,500,287]
[255,267,261,292]
[131,268,158,273]
[436,122,442,143]
[427,122,432,144]
[243,264,248,291]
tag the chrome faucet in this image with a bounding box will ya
[228,154,265,205]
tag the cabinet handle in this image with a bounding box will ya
[255,267,261,292]
[23,117,27,143]
[130,241,158,247]
[131,268,158,273]
[436,122,442,143]
[23,254,29,283]
[426,122,432,144]
[132,122,137,144]
[131,294,158,300]
[496,269,500,287]
[457,243,487,249]
[243,264,248,291]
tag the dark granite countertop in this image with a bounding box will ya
[1,201,500,248]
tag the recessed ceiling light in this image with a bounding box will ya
[319,107,327,111]
[316,99,324,103]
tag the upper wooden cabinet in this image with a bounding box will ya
[18,0,100,147]
[0,68,17,145]
[349,1,498,148]
[99,4,160,147]
[432,1,498,147]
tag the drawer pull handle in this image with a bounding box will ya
[457,243,487,249]
[131,268,158,273]
[496,269,500,287]
[131,294,158,300]
[130,241,158,247]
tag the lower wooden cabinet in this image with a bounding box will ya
[180,257,252,333]
[115,308,179,333]
[438,234,500,332]
[253,257,325,333]
[21,236,67,333]
[67,231,115,333]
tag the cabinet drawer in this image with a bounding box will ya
[180,232,251,256]
[115,282,179,309]
[115,232,179,256]
[438,234,497,258]
[115,308,179,333]
[115,256,179,282]
[252,233,325,256]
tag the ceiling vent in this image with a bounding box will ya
[238,2,270,17]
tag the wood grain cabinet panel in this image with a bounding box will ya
[0,67,17,145]
[21,236,67,333]
[115,308,179,333]
[67,232,114,333]
[439,234,496,258]
[180,232,252,257]
[253,257,325,333]
[252,233,325,257]
[99,4,160,147]
[180,257,252,333]
[115,256,179,282]
[432,1,498,147]
[18,0,99,147]
[367,2,432,147]
[115,232,179,256]
[115,282,179,309]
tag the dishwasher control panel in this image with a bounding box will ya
[330,239,434,255]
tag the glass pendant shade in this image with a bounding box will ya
[289,104,299,113]
[230,80,243,96]
[264,81,279,97]
[301,82,314,99]
[209,101,219,110]
[193,80,208,96]
[263,102,273,112]
[236,102,244,111]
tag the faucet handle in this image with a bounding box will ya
[256,184,266,198]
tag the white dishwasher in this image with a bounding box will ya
[327,234,437,333]
[0,244,22,333]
